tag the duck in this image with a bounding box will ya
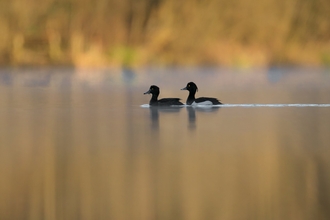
[144,85,184,106]
[181,82,222,105]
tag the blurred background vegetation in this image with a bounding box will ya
[0,0,329,67]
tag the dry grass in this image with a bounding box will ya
[0,0,329,67]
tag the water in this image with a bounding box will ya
[1,67,330,219]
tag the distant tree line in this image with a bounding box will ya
[0,0,329,67]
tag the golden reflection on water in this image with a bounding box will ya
[1,69,330,219]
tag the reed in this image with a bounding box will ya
[0,0,329,67]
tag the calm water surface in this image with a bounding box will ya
[1,67,330,219]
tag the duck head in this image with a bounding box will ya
[181,82,198,93]
[144,85,160,96]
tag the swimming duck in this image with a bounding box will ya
[181,82,222,105]
[144,85,184,106]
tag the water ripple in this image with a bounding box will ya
[221,104,330,108]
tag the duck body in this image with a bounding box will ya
[144,85,184,106]
[181,82,222,105]
[188,97,222,106]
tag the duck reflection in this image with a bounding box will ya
[187,106,221,130]
[148,106,182,131]
[146,105,221,131]
[187,107,196,130]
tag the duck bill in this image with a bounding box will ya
[181,87,187,90]
[144,90,151,95]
